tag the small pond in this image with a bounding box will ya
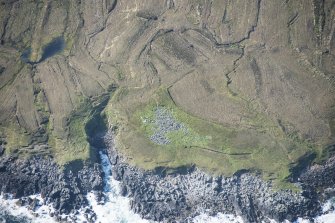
[21,37,65,64]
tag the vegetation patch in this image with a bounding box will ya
[105,87,318,187]
[0,124,31,154]
[51,95,110,165]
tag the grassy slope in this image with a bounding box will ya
[1,1,331,183]
[105,87,318,188]
[49,95,110,166]
[1,94,99,165]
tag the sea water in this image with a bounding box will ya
[0,152,334,223]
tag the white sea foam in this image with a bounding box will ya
[192,213,244,223]
[0,152,334,223]
[0,194,57,223]
[294,197,335,223]
[83,151,153,223]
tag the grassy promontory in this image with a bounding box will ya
[105,87,320,188]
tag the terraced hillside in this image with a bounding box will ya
[0,0,334,186]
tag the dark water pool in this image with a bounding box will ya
[21,37,65,64]
[39,37,64,62]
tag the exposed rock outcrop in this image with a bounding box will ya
[0,154,103,217]
[0,131,334,223]
[104,131,328,223]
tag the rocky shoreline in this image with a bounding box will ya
[103,131,326,223]
[0,131,334,223]
[0,153,104,222]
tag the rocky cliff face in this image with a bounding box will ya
[0,130,334,223]
[0,154,103,218]
[105,130,335,223]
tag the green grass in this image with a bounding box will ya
[52,117,90,166]
[1,124,31,154]
[34,90,50,117]
[46,92,113,166]
[50,97,93,165]
[105,87,316,187]
[53,94,112,165]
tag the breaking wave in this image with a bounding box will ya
[0,152,334,223]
